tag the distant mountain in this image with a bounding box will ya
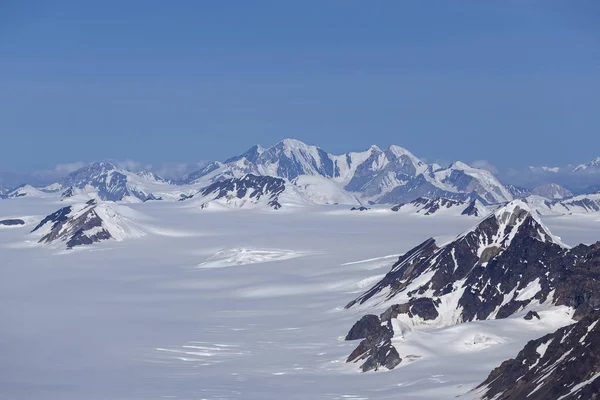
[390,197,488,217]
[344,200,600,372]
[184,139,513,205]
[530,183,573,200]
[505,184,531,198]
[58,162,175,202]
[0,184,52,199]
[573,157,600,172]
[31,200,144,249]
[526,193,600,215]
[476,310,600,399]
[182,174,315,210]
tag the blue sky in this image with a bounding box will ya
[1,1,599,174]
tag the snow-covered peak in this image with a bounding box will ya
[490,200,566,248]
[387,145,415,158]
[278,138,309,150]
[448,161,471,170]
[573,157,600,172]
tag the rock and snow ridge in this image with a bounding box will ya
[391,197,488,217]
[31,199,144,249]
[182,174,310,210]
[475,310,600,399]
[525,192,600,215]
[344,200,600,372]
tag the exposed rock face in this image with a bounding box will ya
[199,174,286,210]
[345,200,600,371]
[0,219,25,226]
[350,206,370,211]
[345,315,383,341]
[477,311,600,400]
[345,314,401,372]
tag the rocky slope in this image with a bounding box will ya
[31,200,144,248]
[476,311,600,399]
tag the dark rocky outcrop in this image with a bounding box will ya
[345,315,382,341]
[345,314,401,372]
[350,206,370,211]
[524,310,540,320]
[461,199,484,216]
[0,219,25,226]
[477,311,600,399]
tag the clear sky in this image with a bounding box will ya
[1,1,599,173]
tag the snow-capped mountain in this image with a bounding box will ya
[344,200,600,372]
[476,310,600,399]
[390,197,488,217]
[530,183,573,200]
[184,139,513,205]
[58,162,176,202]
[31,200,144,248]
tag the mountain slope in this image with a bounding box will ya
[476,310,600,399]
[344,200,600,372]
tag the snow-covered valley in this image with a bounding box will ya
[2,195,600,399]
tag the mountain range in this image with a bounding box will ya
[4,139,600,217]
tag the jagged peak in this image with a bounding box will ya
[491,200,567,248]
